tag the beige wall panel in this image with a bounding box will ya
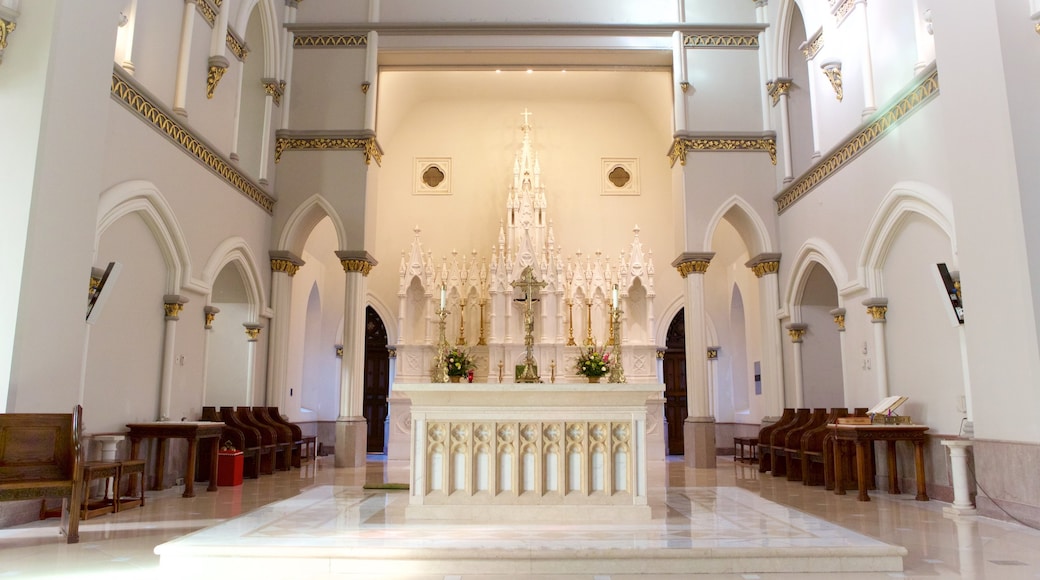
[680,153,777,251]
[289,50,367,130]
[273,151,370,249]
[130,0,184,109]
[685,50,764,132]
[682,0,757,24]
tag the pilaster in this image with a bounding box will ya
[335,250,377,467]
[160,295,189,420]
[267,251,305,411]
[863,297,889,401]
[746,253,784,416]
[671,252,715,468]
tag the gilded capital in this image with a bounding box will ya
[863,298,888,323]
[821,62,843,102]
[656,349,666,360]
[204,305,220,329]
[787,323,808,343]
[335,344,343,358]
[830,307,846,331]
[206,56,229,99]
[746,253,781,278]
[163,294,189,320]
[270,250,305,277]
[387,347,397,358]
[766,78,791,106]
[244,323,263,341]
[261,78,284,106]
[0,17,15,63]
[707,347,719,360]
[671,252,715,278]
[335,250,378,276]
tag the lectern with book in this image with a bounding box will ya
[837,396,910,425]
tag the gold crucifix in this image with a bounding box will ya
[511,266,546,383]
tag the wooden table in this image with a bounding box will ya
[126,421,224,498]
[830,424,929,502]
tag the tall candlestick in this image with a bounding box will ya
[440,285,446,310]
[612,285,618,309]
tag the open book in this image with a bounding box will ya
[867,395,908,416]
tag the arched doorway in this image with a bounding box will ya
[363,306,390,453]
[663,310,687,455]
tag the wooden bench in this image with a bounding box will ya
[0,405,83,543]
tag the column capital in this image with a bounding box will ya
[204,305,220,329]
[387,347,397,359]
[335,250,378,276]
[830,307,846,331]
[707,346,720,360]
[745,252,781,277]
[786,322,807,342]
[863,297,888,322]
[243,322,263,341]
[163,294,189,320]
[335,344,343,358]
[270,250,305,276]
[671,252,715,278]
[656,348,666,360]
[765,79,791,106]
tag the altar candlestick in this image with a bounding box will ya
[612,285,618,309]
[440,285,446,310]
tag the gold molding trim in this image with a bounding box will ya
[669,135,777,167]
[206,64,227,99]
[340,259,374,276]
[750,260,780,278]
[226,29,248,60]
[275,133,383,166]
[821,62,844,101]
[294,34,367,47]
[111,67,275,213]
[833,0,855,24]
[802,29,823,60]
[262,79,285,106]
[196,0,217,27]
[775,65,939,214]
[766,79,791,106]
[271,258,301,276]
[1036,21,1040,35]
[684,34,758,48]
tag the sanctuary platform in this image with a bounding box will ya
[153,483,906,576]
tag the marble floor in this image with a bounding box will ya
[1,455,1039,579]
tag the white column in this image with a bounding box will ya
[671,253,715,469]
[804,50,823,157]
[335,251,377,468]
[864,298,889,401]
[280,1,298,129]
[855,0,877,118]
[706,347,719,418]
[786,323,807,408]
[831,308,850,404]
[243,323,263,404]
[160,295,188,421]
[747,255,785,417]
[173,0,197,116]
[672,31,687,134]
[266,252,303,410]
[363,31,379,132]
[257,85,275,183]
[200,305,219,406]
[754,0,771,131]
[941,440,977,515]
[209,0,229,56]
[114,0,139,73]
[958,324,974,425]
[911,0,934,74]
[229,54,245,160]
[777,91,794,182]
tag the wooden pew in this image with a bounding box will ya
[235,407,286,472]
[264,407,305,468]
[768,409,810,477]
[801,408,848,486]
[0,405,83,543]
[757,408,794,473]
[784,408,829,481]
[252,407,295,470]
[220,407,273,476]
[197,407,259,481]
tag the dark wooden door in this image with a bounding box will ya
[664,310,687,455]
[363,306,389,453]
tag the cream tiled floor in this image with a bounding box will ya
[1,455,1039,579]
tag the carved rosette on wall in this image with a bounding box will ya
[274,130,383,166]
[669,134,777,167]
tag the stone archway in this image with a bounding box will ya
[663,309,687,455]
[363,306,390,453]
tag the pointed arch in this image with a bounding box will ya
[784,238,849,321]
[95,180,192,294]
[233,0,281,79]
[656,295,686,347]
[368,293,399,347]
[277,194,349,256]
[201,237,268,322]
[858,181,956,297]
[774,0,798,79]
[703,195,774,256]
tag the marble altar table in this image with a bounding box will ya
[396,382,663,521]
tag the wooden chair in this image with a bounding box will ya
[0,405,83,543]
[757,408,794,473]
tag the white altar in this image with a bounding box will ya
[397,382,662,521]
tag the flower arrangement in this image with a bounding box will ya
[575,345,610,378]
[445,346,475,377]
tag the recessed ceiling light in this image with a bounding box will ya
[526,69,533,74]
[495,69,501,74]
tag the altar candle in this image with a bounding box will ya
[612,285,618,309]
[440,285,446,309]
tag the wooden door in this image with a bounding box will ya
[363,307,389,454]
[663,311,687,455]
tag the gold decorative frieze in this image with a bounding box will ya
[262,79,285,106]
[275,132,383,166]
[775,65,939,213]
[707,347,719,360]
[821,62,843,101]
[802,29,823,60]
[226,29,248,60]
[669,134,777,167]
[766,79,791,106]
[196,0,217,27]
[833,0,856,24]
[671,252,714,278]
[683,34,759,48]
[294,34,367,48]
[110,67,275,213]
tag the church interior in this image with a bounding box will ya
[3,0,1040,577]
